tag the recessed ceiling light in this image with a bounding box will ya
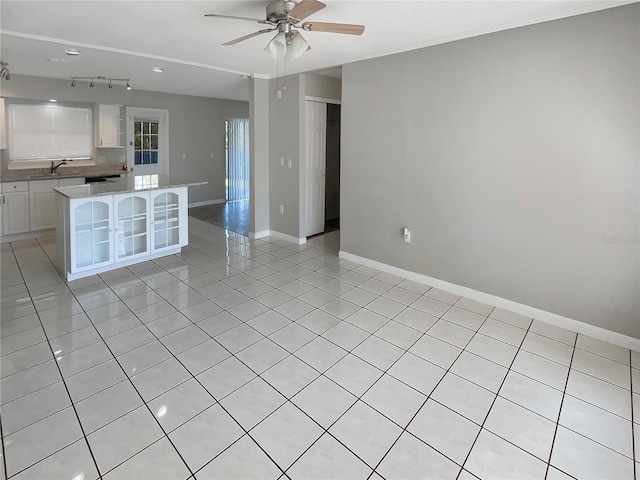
[49,99,57,103]
[152,67,164,73]
[64,48,81,56]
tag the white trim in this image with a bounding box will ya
[63,247,182,281]
[305,95,341,105]
[188,199,226,208]
[3,31,250,77]
[249,230,270,240]
[339,250,640,353]
[269,230,307,245]
[0,229,54,244]
[252,74,269,80]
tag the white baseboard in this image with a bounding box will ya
[1,229,54,244]
[188,199,226,208]
[250,230,270,240]
[269,230,307,245]
[339,250,640,352]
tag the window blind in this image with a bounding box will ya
[226,118,250,202]
[9,104,93,161]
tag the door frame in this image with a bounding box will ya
[126,107,169,175]
[301,96,341,239]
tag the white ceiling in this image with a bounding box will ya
[0,1,631,101]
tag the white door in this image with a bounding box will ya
[126,107,169,176]
[302,101,327,238]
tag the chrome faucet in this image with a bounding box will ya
[51,160,67,173]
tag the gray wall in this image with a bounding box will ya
[267,73,342,238]
[250,77,270,235]
[2,74,249,204]
[341,4,640,338]
[269,75,302,237]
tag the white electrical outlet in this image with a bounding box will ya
[280,157,285,167]
[288,159,292,168]
[210,153,214,158]
[119,155,126,162]
[279,205,284,214]
[181,153,186,160]
[97,156,105,164]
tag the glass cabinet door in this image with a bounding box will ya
[71,199,113,271]
[152,191,181,251]
[114,193,149,261]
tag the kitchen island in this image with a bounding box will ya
[54,174,206,281]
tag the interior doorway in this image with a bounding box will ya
[302,100,341,239]
[225,118,250,202]
[325,103,341,233]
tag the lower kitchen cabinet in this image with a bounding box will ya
[70,197,114,272]
[29,178,85,231]
[1,182,30,235]
[56,186,189,281]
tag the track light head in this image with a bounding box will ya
[71,80,76,87]
[5,72,9,81]
[126,82,131,90]
[89,79,95,87]
[109,81,113,89]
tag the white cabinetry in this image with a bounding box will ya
[70,197,113,272]
[29,178,85,231]
[0,98,6,150]
[114,192,149,261]
[151,189,187,253]
[1,182,30,235]
[56,186,188,281]
[95,104,122,148]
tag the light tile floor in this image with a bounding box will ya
[1,217,638,480]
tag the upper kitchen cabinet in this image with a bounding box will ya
[95,104,123,148]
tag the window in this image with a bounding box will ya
[134,120,159,165]
[8,103,92,161]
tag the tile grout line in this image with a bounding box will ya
[366,302,491,480]
[7,241,104,480]
[0,409,8,480]
[33,237,200,480]
[543,331,578,480]
[97,255,296,478]
[630,351,636,480]
[456,315,534,479]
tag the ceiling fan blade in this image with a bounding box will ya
[223,29,275,46]
[205,14,268,24]
[288,0,326,22]
[301,21,365,35]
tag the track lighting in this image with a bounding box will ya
[69,77,131,90]
[0,61,10,81]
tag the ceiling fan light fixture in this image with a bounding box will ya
[285,33,307,61]
[267,31,287,58]
[126,82,132,90]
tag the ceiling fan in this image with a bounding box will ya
[205,0,365,60]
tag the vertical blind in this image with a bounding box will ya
[226,118,250,201]
[9,104,93,160]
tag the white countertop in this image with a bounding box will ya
[54,174,207,199]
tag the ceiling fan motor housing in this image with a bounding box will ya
[266,1,297,23]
